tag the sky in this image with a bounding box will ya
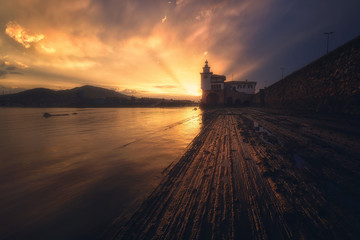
[0,0,360,100]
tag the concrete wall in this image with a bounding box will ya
[254,35,360,115]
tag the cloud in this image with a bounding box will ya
[118,88,149,95]
[9,71,24,75]
[119,89,138,95]
[162,16,167,23]
[0,56,28,78]
[195,9,213,20]
[1,0,360,96]
[41,44,56,54]
[6,66,16,71]
[0,70,7,78]
[5,21,44,48]
[154,85,177,88]
[12,60,29,69]
[176,0,186,6]
[53,58,98,70]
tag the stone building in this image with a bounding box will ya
[200,60,256,107]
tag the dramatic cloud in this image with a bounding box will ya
[5,21,44,48]
[0,0,359,98]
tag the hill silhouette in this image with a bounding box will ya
[0,85,196,107]
[0,85,131,107]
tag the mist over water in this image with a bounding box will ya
[0,107,201,240]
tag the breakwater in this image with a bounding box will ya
[254,35,360,115]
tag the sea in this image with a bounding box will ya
[0,107,202,240]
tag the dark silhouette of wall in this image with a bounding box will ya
[254,35,360,115]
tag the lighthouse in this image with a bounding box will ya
[200,60,212,91]
[200,60,226,107]
[200,60,257,108]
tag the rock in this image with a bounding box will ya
[43,112,70,118]
[43,112,51,118]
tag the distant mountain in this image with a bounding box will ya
[0,85,197,107]
[68,85,131,99]
[0,85,131,107]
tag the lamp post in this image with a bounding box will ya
[280,67,285,80]
[324,32,334,54]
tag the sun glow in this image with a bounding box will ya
[0,1,268,100]
[3,19,205,99]
[184,84,201,96]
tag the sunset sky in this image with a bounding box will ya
[0,0,360,99]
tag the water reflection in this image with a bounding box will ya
[0,107,202,240]
[201,109,220,126]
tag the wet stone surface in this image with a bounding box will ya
[109,108,360,240]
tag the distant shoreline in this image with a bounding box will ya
[0,105,199,109]
[0,85,199,108]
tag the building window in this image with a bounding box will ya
[211,84,221,90]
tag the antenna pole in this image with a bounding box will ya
[280,67,285,80]
[324,32,334,54]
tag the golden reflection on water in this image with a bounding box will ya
[0,107,202,240]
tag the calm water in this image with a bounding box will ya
[0,107,202,240]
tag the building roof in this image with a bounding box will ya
[225,80,257,85]
[212,74,226,78]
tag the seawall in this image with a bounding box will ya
[254,35,360,115]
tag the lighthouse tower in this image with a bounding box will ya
[200,60,226,107]
[200,60,212,91]
[200,60,257,108]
